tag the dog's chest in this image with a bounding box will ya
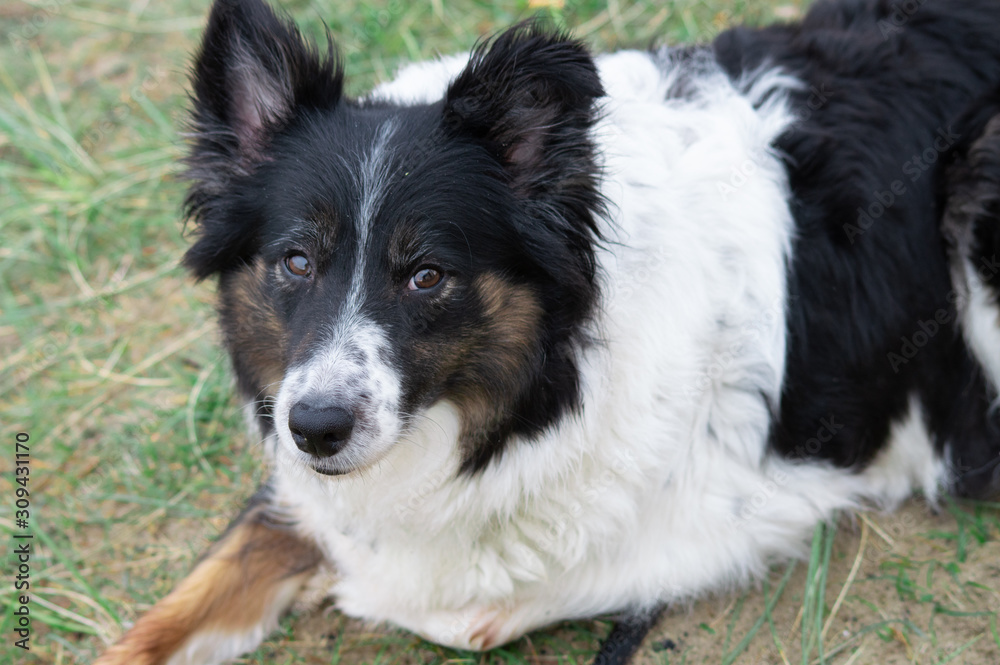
[269,47,804,620]
[271,397,666,617]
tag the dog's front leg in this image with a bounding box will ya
[95,486,324,665]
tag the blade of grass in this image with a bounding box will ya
[821,517,868,642]
[722,562,798,665]
[801,522,824,665]
[934,634,984,665]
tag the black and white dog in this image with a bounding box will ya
[96,0,1000,663]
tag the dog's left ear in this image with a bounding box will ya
[183,0,343,279]
[189,0,343,168]
[444,23,604,192]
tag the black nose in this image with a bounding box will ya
[288,402,355,458]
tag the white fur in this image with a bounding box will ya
[260,49,950,651]
[273,119,405,476]
[859,396,945,505]
[275,321,403,475]
[371,55,469,103]
[352,119,397,292]
[959,258,1000,392]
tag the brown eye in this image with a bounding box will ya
[408,266,442,290]
[284,254,311,277]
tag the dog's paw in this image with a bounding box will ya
[404,604,532,651]
[465,607,519,651]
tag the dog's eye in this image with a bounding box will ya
[408,266,442,290]
[284,254,311,278]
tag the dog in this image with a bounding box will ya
[95,0,1000,663]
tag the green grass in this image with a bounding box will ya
[2,0,1000,664]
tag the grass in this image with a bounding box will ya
[1,0,1000,663]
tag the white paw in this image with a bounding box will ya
[404,605,527,651]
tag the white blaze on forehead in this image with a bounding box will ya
[272,122,404,470]
[347,119,398,311]
[358,119,398,228]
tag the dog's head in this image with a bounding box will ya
[183,0,606,475]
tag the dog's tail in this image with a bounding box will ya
[943,91,1000,294]
[940,90,1000,498]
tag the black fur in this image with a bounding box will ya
[715,0,1000,495]
[182,0,606,472]
[184,0,344,278]
[443,24,608,471]
[592,607,667,665]
[940,88,1000,496]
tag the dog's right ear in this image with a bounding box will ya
[184,0,342,278]
[443,23,603,194]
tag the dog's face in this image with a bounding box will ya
[183,0,606,475]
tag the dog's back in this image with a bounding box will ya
[715,0,1000,497]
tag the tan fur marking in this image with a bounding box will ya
[453,273,543,444]
[94,506,322,665]
[223,259,288,394]
[476,273,543,357]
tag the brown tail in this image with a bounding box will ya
[95,485,323,665]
